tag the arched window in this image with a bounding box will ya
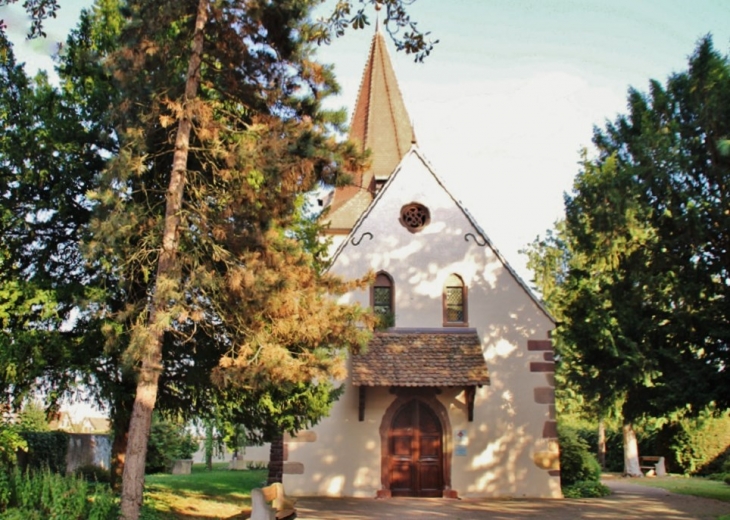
[443,274,467,326]
[372,272,394,328]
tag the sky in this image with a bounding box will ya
[4,0,730,285]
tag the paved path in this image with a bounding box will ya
[293,479,730,519]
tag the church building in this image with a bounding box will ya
[283,29,561,499]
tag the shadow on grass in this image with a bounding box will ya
[144,467,267,519]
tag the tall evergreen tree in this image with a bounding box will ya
[85,1,376,516]
[2,2,436,517]
[525,36,730,476]
[0,27,111,411]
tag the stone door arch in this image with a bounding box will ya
[378,390,454,498]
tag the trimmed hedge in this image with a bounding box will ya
[18,431,69,474]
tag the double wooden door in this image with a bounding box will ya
[388,399,444,497]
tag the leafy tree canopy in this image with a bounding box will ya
[525,36,730,426]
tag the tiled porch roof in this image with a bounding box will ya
[352,329,490,387]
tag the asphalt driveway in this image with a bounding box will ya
[292,479,730,519]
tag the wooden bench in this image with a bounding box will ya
[639,456,666,477]
[250,482,297,520]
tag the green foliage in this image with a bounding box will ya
[374,310,396,330]
[526,36,730,446]
[0,18,116,415]
[0,423,27,471]
[558,425,602,487]
[569,424,624,473]
[145,415,198,474]
[0,467,118,518]
[562,480,611,498]
[3,1,427,514]
[19,431,68,474]
[656,410,730,475]
[74,464,112,484]
[17,402,50,432]
[309,0,437,62]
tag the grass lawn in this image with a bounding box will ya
[628,475,730,504]
[142,463,267,519]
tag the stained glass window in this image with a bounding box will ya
[373,272,393,317]
[444,274,466,325]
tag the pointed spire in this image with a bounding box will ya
[349,29,415,181]
[325,29,415,231]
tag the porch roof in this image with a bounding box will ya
[352,328,490,387]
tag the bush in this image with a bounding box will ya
[75,464,111,484]
[0,467,118,518]
[562,480,611,498]
[146,415,199,474]
[18,431,68,474]
[573,424,624,472]
[0,424,27,472]
[559,425,602,487]
[655,411,730,475]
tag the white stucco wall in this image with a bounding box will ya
[286,149,560,498]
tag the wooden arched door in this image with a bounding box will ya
[388,399,444,497]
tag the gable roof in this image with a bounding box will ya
[325,28,415,231]
[329,146,555,322]
[352,329,489,387]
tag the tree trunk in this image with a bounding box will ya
[267,433,284,485]
[111,424,129,491]
[622,421,642,477]
[205,422,213,471]
[119,1,209,518]
[597,419,606,470]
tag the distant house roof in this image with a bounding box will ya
[352,329,490,387]
[325,28,415,231]
[49,412,110,433]
[85,417,110,433]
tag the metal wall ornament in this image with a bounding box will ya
[464,233,487,247]
[351,232,373,246]
[400,203,430,233]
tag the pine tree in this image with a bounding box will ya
[3,2,436,516]
[82,1,374,516]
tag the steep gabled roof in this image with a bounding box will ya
[325,28,415,231]
[329,146,555,323]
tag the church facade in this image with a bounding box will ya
[283,30,561,499]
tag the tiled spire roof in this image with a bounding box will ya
[325,29,415,231]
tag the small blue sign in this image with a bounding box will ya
[455,446,467,457]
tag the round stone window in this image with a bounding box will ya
[400,203,430,233]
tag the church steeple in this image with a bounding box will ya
[324,28,415,232]
[349,28,415,181]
